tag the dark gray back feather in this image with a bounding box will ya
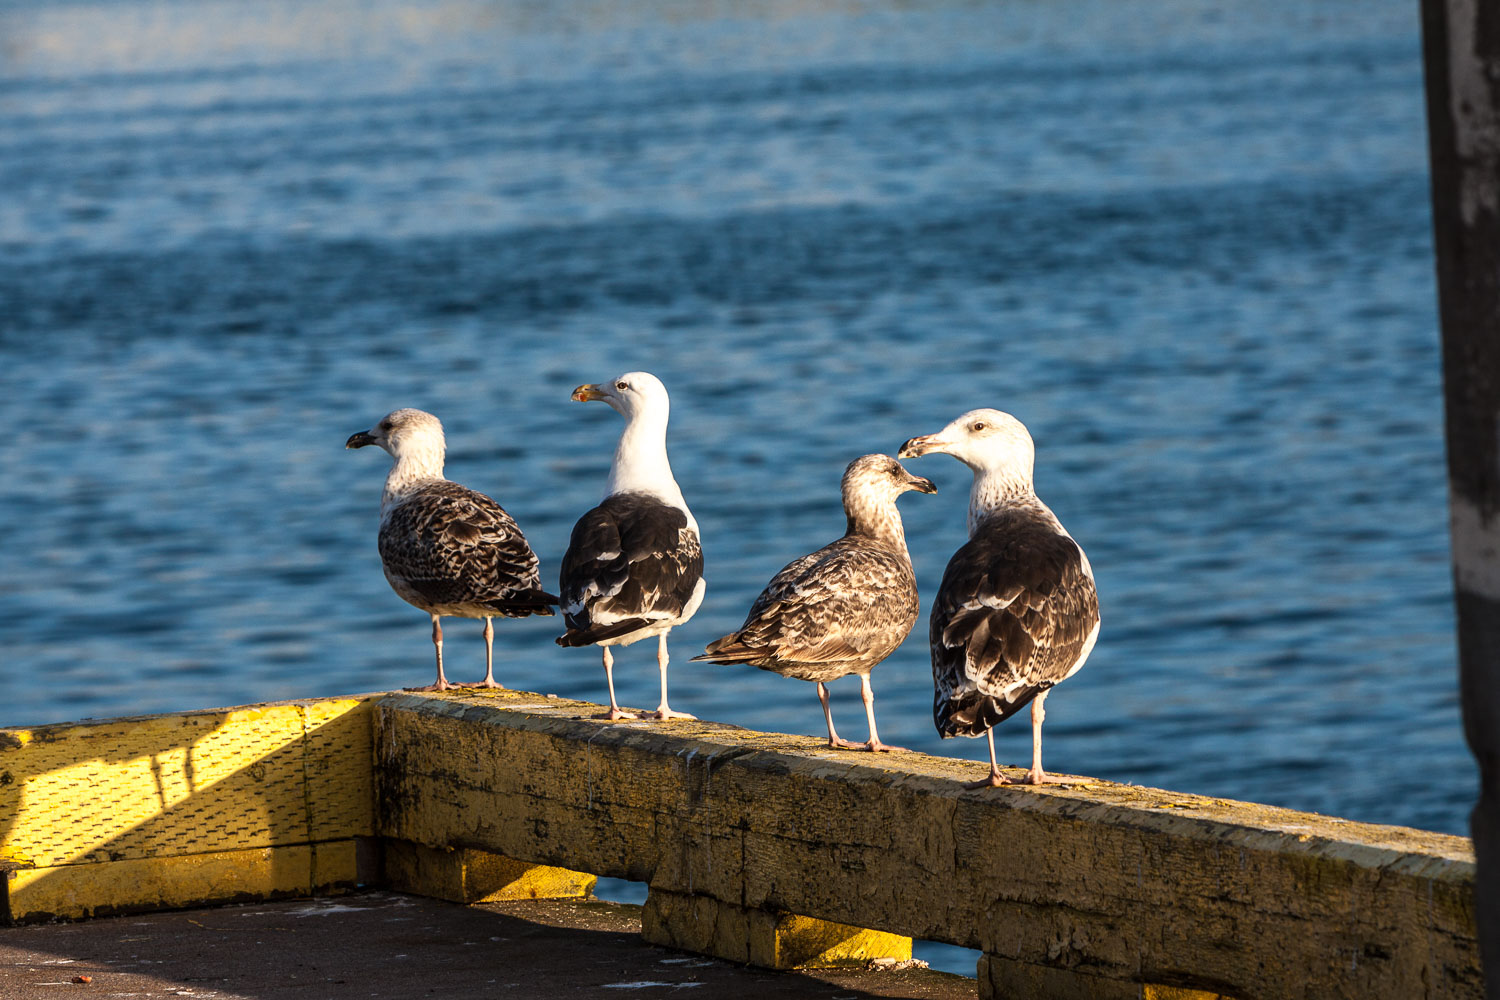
[931,506,1099,737]
[558,492,703,638]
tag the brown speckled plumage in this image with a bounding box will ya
[347,407,556,690]
[695,454,935,751]
[696,534,918,684]
[379,479,555,619]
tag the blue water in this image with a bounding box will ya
[0,0,1468,858]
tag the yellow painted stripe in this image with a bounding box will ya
[1144,987,1234,1000]
[772,913,913,969]
[382,840,596,903]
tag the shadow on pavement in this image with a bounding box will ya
[0,891,977,999]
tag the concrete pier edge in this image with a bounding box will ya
[0,690,1479,999]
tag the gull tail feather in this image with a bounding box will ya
[483,589,560,617]
[690,633,763,664]
[555,618,654,647]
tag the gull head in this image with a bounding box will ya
[898,408,1034,478]
[346,407,446,461]
[842,454,937,505]
[571,371,670,422]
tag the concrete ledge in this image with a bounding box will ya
[374,689,1480,999]
[4,841,362,923]
[0,690,1480,998]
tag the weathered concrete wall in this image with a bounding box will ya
[375,690,1479,1000]
[0,690,1478,998]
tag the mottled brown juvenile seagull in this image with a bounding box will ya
[900,409,1099,786]
[347,408,557,691]
[693,455,936,752]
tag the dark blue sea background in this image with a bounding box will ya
[0,0,1463,902]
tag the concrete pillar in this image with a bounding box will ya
[381,840,596,903]
[641,888,911,969]
[1421,1,1500,994]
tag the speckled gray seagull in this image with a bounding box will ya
[900,409,1099,786]
[556,372,703,721]
[693,454,935,752]
[347,408,557,691]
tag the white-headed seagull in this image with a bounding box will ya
[557,372,704,721]
[900,409,1099,786]
[347,408,558,691]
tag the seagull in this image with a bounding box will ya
[556,372,703,721]
[347,408,558,691]
[899,409,1099,786]
[693,454,935,752]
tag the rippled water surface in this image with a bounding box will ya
[0,0,1466,846]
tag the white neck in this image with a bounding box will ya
[607,410,690,514]
[967,468,1036,536]
[381,445,445,513]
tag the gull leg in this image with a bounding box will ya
[1021,689,1053,785]
[818,681,864,750]
[857,673,903,752]
[463,617,504,689]
[651,632,696,721]
[407,614,457,692]
[964,728,1006,789]
[595,646,637,720]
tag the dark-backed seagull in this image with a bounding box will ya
[347,408,558,691]
[556,372,703,721]
[900,409,1099,786]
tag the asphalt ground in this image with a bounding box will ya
[0,892,978,999]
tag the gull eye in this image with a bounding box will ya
[616,381,629,391]
[972,421,987,432]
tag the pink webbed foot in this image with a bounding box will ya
[650,707,697,721]
[968,768,1071,788]
[592,708,639,721]
[964,769,1008,790]
[826,736,867,750]
[460,679,505,689]
[860,740,905,753]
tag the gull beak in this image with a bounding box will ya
[898,433,943,459]
[345,430,377,449]
[572,383,608,403]
[907,473,937,494]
